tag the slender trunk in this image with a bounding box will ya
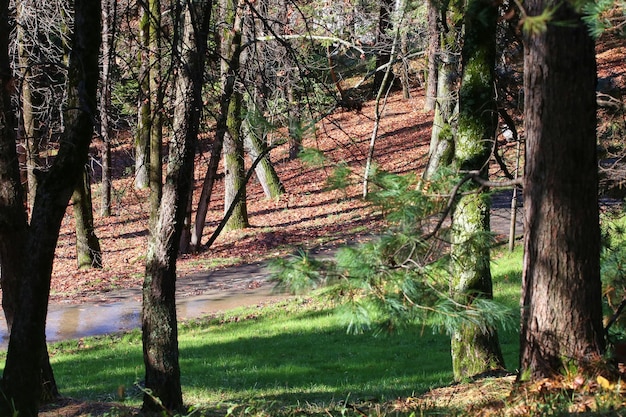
[142,0,212,411]
[100,0,115,216]
[424,0,439,111]
[149,0,163,225]
[372,0,394,94]
[135,4,151,190]
[422,7,461,182]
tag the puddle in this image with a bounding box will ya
[0,283,286,350]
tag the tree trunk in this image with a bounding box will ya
[422,2,461,182]
[520,1,605,379]
[372,0,394,94]
[148,0,163,225]
[187,0,246,252]
[16,1,40,216]
[0,0,101,414]
[142,0,212,411]
[135,4,151,190]
[72,167,102,269]
[223,91,249,230]
[449,0,504,381]
[423,0,439,111]
[100,0,115,216]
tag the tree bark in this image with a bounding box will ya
[520,1,605,379]
[424,0,439,111]
[0,0,101,414]
[141,0,212,411]
[223,91,249,230]
[135,3,151,190]
[100,0,115,216]
[449,0,504,381]
[372,0,394,94]
[422,0,461,182]
[72,167,102,269]
[148,0,163,226]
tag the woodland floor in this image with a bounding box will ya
[36,39,626,416]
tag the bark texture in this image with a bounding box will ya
[142,0,212,411]
[72,168,102,269]
[450,0,504,380]
[520,1,605,378]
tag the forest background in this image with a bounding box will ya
[1,0,626,415]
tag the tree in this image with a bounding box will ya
[141,0,212,411]
[519,0,605,378]
[135,1,151,190]
[100,0,117,216]
[0,0,101,414]
[449,0,504,380]
[72,167,103,269]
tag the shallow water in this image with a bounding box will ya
[0,278,285,349]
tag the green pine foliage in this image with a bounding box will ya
[270,169,515,337]
[582,0,625,39]
[601,209,626,331]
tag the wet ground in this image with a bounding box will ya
[0,201,525,350]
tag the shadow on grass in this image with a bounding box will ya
[47,257,523,410]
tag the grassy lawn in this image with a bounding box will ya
[3,247,525,416]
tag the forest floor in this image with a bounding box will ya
[37,39,626,416]
[50,85,436,303]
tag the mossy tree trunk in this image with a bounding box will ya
[142,0,212,412]
[223,91,249,230]
[0,0,101,414]
[449,0,504,381]
[148,0,163,226]
[422,0,462,182]
[72,167,102,269]
[520,0,605,379]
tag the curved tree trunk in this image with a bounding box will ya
[449,0,504,380]
[520,1,605,379]
[0,0,101,414]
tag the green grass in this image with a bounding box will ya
[2,247,526,415]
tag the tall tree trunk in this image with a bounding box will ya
[100,0,116,216]
[223,91,249,230]
[520,1,605,379]
[449,0,504,381]
[135,3,151,190]
[72,167,102,269]
[424,0,439,111]
[0,0,101,414]
[372,0,394,94]
[422,1,461,182]
[16,1,40,216]
[142,0,212,411]
[149,0,163,225]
